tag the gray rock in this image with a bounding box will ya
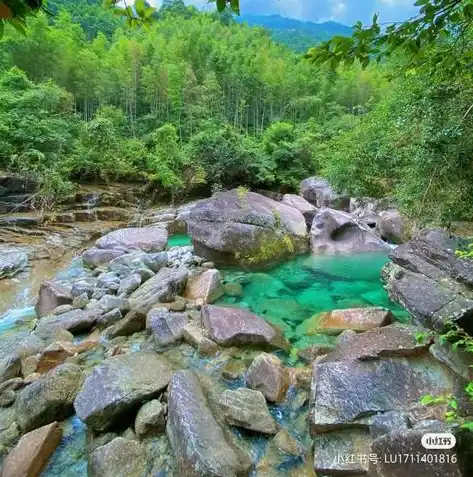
[147,309,188,347]
[129,267,188,314]
[35,309,100,335]
[35,281,72,318]
[89,437,147,477]
[167,370,250,477]
[74,352,172,432]
[96,226,168,253]
[135,399,166,437]
[0,249,28,280]
[142,252,168,273]
[217,388,278,435]
[105,310,146,339]
[71,281,95,299]
[310,207,390,254]
[378,209,408,244]
[182,324,218,356]
[300,176,350,211]
[118,274,141,296]
[53,304,74,315]
[15,363,84,432]
[82,247,126,269]
[282,193,317,227]
[72,293,90,310]
[91,288,108,301]
[187,189,308,267]
[202,305,287,349]
[92,295,129,314]
[98,308,122,328]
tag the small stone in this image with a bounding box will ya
[169,298,187,312]
[134,267,154,282]
[105,310,146,339]
[182,324,218,356]
[72,293,90,310]
[21,355,39,377]
[135,399,166,438]
[36,342,76,374]
[202,262,215,269]
[98,308,122,328]
[274,429,300,456]
[221,361,246,380]
[118,274,141,296]
[92,289,108,301]
[53,305,74,315]
[147,309,188,347]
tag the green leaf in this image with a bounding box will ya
[216,0,226,12]
[0,20,4,40]
[230,0,240,15]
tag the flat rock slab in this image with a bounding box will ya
[2,422,63,477]
[202,305,286,349]
[310,355,460,433]
[167,370,249,477]
[74,352,172,432]
[15,363,84,433]
[217,388,278,435]
[96,226,168,253]
[0,249,28,280]
[36,309,100,335]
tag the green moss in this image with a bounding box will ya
[235,232,296,266]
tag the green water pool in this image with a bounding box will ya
[217,252,409,353]
[167,234,193,248]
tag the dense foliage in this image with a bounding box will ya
[0,0,473,228]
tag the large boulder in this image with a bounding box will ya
[382,229,473,333]
[96,226,168,253]
[281,194,317,227]
[35,309,100,335]
[310,208,390,254]
[0,249,28,280]
[74,352,172,432]
[184,269,223,304]
[300,177,350,211]
[187,190,308,267]
[202,305,287,349]
[128,267,188,314]
[35,281,72,318]
[378,209,409,244]
[2,422,62,477]
[89,437,147,477]
[167,370,250,477]
[15,363,84,433]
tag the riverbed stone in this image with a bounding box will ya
[147,309,188,347]
[0,249,28,280]
[135,399,166,437]
[202,305,287,349]
[89,437,147,477]
[129,267,188,314]
[35,281,72,318]
[300,176,350,211]
[217,388,278,435]
[83,247,126,269]
[282,193,317,227]
[310,208,390,255]
[36,342,76,374]
[247,353,290,403]
[36,309,100,335]
[184,269,223,304]
[187,189,308,267]
[2,422,63,477]
[53,304,74,315]
[104,310,146,339]
[118,273,142,296]
[72,292,90,310]
[96,226,168,253]
[182,323,218,356]
[74,352,172,432]
[15,363,84,432]
[167,370,250,477]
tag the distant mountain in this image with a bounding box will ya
[236,14,352,52]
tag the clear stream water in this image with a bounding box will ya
[0,236,409,476]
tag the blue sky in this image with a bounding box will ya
[154,1,419,25]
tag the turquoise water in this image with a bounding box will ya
[218,252,409,353]
[167,234,193,248]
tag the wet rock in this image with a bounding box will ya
[135,399,166,437]
[300,176,350,211]
[89,437,147,477]
[105,310,146,339]
[129,267,188,314]
[74,352,172,432]
[0,249,28,280]
[187,189,308,267]
[72,292,90,309]
[96,226,168,253]
[147,309,188,347]
[217,388,278,435]
[118,273,141,296]
[36,309,100,335]
[310,208,390,255]
[282,194,317,227]
[378,209,408,244]
[35,281,72,318]
[383,229,473,334]
[53,304,74,315]
[300,307,394,335]
[184,269,223,305]
[15,363,84,432]
[1,422,63,477]
[247,353,290,403]
[202,305,287,349]
[167,370,250,477]
[310,355,461,434]
[83,247,126,269]
[182,323,218,356]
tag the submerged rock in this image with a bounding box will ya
[96,226,168,253]
[187,189,308,267]
[15,363,84,433]
[74,352,172,432]
[202,305,287,349]
[217,388,278,435]
[167,370,250,477]
[35,281,72,318]
[310,208,390,255]
[0,249,28,280]
[2,422,63,477]
[89,437,147,477]
[300,176,350,211]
